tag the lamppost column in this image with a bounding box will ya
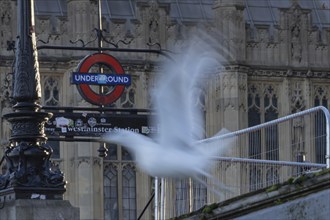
[0,0,66,199]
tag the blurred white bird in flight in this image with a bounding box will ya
[103,33,235,188]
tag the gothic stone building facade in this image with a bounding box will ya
[0,0,329,219]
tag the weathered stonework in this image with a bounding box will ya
[0,0,329,219]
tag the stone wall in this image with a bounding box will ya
[0,0,329,219]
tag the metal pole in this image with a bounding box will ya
[0,0,65,198]
[137,191,155,220]
[160,178,165,220]
[325,108,330,168]
[154,177,159,220]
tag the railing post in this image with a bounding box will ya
[200,106,330,169]
[155,176,159,220]
[319,106,330,168]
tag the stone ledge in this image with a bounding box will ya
[174,168,330,220]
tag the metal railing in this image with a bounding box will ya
[155,106,330,219]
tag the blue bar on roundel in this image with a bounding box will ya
[71,72,131,86]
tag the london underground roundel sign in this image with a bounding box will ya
[73,53,130,106]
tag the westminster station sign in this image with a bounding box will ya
[45,111,157,138]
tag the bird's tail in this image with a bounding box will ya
[193,167,235,201]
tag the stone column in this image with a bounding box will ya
[206,0,248,203]
[208,0,248,134]
[213,0,246,63]
[67,0,98,56]
[137,1,169,60]
[206,66,248,203]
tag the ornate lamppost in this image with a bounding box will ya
[0,0,65,199]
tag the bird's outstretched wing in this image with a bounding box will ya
[152,35,224,150]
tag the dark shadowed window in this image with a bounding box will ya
[104,144,136,220]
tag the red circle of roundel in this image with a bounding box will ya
[77,53,125,106]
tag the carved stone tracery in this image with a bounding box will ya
[248,69,330,78]
[290,7,303,63]
[0,0,13,50]
[248,82,279,120]
[290,81,305,112]
[42,75,61,106]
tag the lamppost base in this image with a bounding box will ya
[0,192,79,220]
[0,186,65,201]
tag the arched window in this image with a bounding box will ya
[314,86,328,164]
[175,179,190,216]
[248,83,279,190]
[104,163,119,220]
[104,144,136,220]
[42,75,61,159]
